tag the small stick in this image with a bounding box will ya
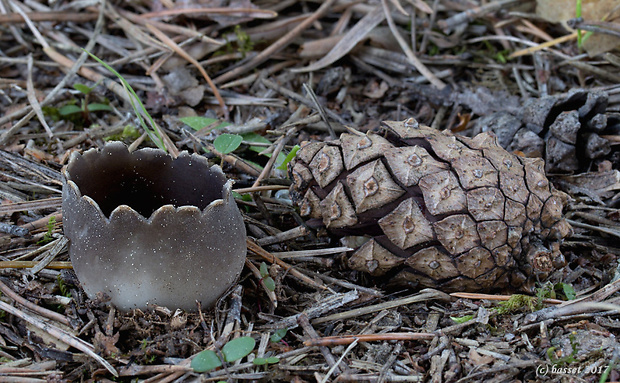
[26,55,54,138]
[312,289,451,324]
[256,226,309,246]
[233,185,288,194]
[29,237,69,275]
[0,261,72,269]
[381,0,445,89]
[245,259,278,308]
[213,0,337,84]
[0,298,117,376]
[250,128,295,188]
[302,83,336,139]
[20,212,62,232]
[145,23,228,119]
[0,11,98,24]
[304,333,435,347]
[188,133,262,177]
[298,314,343,375]
[509,32,578,59]
[139,7,277,19]
[246,239,327,291]
[0,278,71,327]
[450,292,564,305]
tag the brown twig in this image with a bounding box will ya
[246,238,327,291]
[0,297,117,376]
[298,313,346,375]
[245,259,278,308]
[0,278,71,326]
[304,332,435,347]
[450,292,564,305]
[213,0,338,84]
[139,7,277,19]
[380,0,446,89]
[144,23,229,119]
[0,11,98,24]
[0,261,72,269]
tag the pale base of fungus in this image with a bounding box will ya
[62,142,246,311]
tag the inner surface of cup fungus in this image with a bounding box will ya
[62,142,247,311]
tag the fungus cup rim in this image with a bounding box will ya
[62,142,235,225]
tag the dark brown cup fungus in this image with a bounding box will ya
[62,142,246,311]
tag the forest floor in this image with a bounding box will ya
[0,0,620,382]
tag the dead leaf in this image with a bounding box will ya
[292,6,385,73]
[556,170,620,202]
[94,332,120,358]
[468,348,495,366]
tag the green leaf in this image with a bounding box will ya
[253,357,268,366]
[558,283,576,300]
[73,83,94,95]
[262,276,275,292]
[232,191,252,202]
[276,144,300,170]
[450,315,474,324]
[222,336,255,362]
[191,349,222,372]
[42,106,61,121]
[242,132,287,167]
[105,125,141,142]
[232,191,243,200]
[253,357,280,366]
[214,133,243,154]
[59,104,83,116]
[180,116,229,131]
[259,262,269,277]
[270,328,287,343]
[86,103,113,112]
[83,49,166,151]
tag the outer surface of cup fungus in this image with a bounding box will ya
[62,142,247,311]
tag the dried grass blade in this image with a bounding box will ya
[0,299,118,377]
[119,8,224,45]
[26,55,53,138]
[104,3,165,50]
[389,0,409,16]
[245,259,278,308]
[246,239,328,291]
[29,237,68,275]
[381,0,446,89]
[0,261,72,269]
[139,7,277,19]
[0,278,71,327]
[214,0,338,85]
[0,11,98,24]
[509,31,578,58]
[82,49,176,154]
[9,1,49,48]
[292,6,385,73]
[145,23,228,120]
[305,333,434,347]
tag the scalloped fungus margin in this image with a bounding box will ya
[62,142,247,311]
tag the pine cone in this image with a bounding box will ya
[289,118,572,292]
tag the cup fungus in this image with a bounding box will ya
[62,142,247,311]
